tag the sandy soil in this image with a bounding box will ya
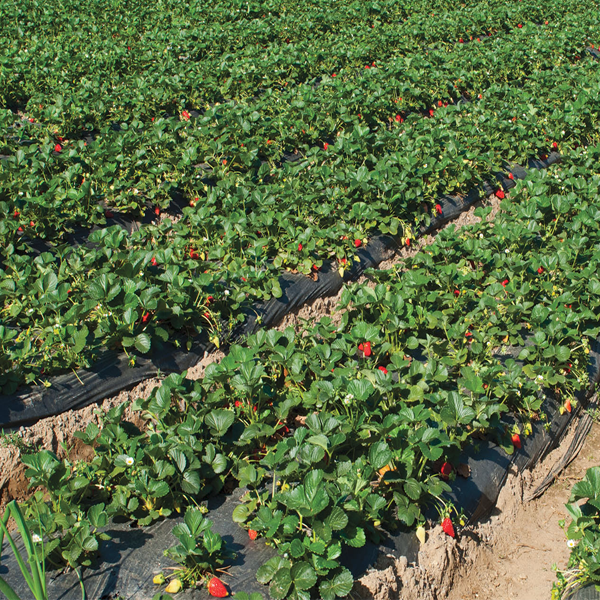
[354,413,600,600]
[446,420,600,600]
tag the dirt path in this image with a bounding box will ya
[447,420,600,600]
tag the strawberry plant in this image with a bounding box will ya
[553,467,600,599]
[2,0,600,390]
[158,508,234,591]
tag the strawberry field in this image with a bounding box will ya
[1,0,600,598]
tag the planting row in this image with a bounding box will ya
[3,17,600,237]
[7,148,600,598]
[2,0,598,122]
[2,31,600,392]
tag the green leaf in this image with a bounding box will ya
[232,504,250,523]
[135,333,152,354]
[205,410,235,436]
[289,538,305,558]
[291,562,317,591]
[270,566,293,600]
[87,503,107,528]
[257,556,288,584]
[319,568,354,600]
[555,345,571,362]
[325,507,348,531]
[368,441,392,470]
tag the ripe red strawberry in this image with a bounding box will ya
[406,238,410,247]
[459,38,464,43]
[29,221,34,227]
[298,243,303,251]
[454,289,460,296]
[234,400,242,407]
[105,210,114,218]
[208,577,229,597]
[438,100,442,107]
[552,142,558,149]
[13,210,19,218]
[151,257,157,266]
[222,159,227,165]
[371,61,376,66]
[501,279,509,287]
[429,108,434,116]
[363,341,372,357]
[17,226,23,232]
[395,114,402,122]
[440,462,453,479]
[517,23,523,28]
[565,399,572,413]
[537,267,544,274]
[508,173,514,180]
[354,239,362,248]
[545,20,548,24]
[29,117,35,123]
[181,110,190,121]
[190,249,199,259]
[435,204,442,215]
[142,312,151,324]
[154,207,160,216]
[358,343,364,352]
[365,64,370,69]
[323,142,328,150]
[248,529,258,540]
[378,366,388,375]
[332,73,337,77]
[442,517,455,538]
[206,296,214,305]
[478,94,482,99]
[495,189,505,199]
[54,144,62,153]
[512,433,522,449]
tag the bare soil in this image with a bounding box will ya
[446,422,600,600]
[354,415,600,600]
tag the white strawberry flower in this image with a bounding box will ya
[125,456,134,466]
[32,533,42,543]
[567,539,578,548]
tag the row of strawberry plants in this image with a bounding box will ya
[3,17,599,245]
[2,0,597,125]
[3,13,599,221]
[12,147,600,598]
[553,467,600,599]
[2,41,600,392]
